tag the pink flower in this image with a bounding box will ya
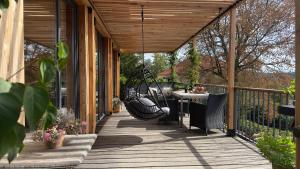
[44,133,51,142]
[81,121,87,127]
[81,121,87,134]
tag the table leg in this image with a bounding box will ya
[180,97,183,128]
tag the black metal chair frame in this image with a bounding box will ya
[124,68,170,120]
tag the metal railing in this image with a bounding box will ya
[201,84,294,141]
[235,87,294,141]
[146,82,294,141]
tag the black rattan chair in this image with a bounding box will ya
[189,93,227,135]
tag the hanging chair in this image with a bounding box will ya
[123,6,170,120]
[124,68,170,120]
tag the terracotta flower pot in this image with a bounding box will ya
[45,132,65,149]
[113,104,121,113]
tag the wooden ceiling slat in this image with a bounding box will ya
[91,0,238,52]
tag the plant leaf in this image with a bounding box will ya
[0,0,9,9]
[58,58,68,70]
[57,41,68,60]
[0,123,25,162]
[0,78,12,93]
[9,83,25,105]
[39,58,56,85]
[40,102,57,130]
[0,93,21,129]
[23,85,49,129]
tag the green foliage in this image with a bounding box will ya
[283,79,295,97]
[186,42,201,86]
[39,58,56,85]
[0,123,25,163]
[120,53,142,100]
[0,41,68,163]
[120,53,142,78]
[0,0,9,10]
[168,52,178,83]
[256,132,295,169]
[0,93,22,129]
[39,102,57,131]
[57,41,69,70]
[23,86,49,129]
[150,53,169,79]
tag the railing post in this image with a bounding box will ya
[294,1,300,168]
[226,7,237,137]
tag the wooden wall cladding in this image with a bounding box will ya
[0,0,25,124]
[24,0,67,48]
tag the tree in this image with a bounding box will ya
[197,0,295,83]
[150,53,169,79]
[186,42,201,85]
[167,51,178,83]
[120,53,142,100]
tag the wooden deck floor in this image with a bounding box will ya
[77,110,272,169]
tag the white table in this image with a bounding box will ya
[172,91,209,128]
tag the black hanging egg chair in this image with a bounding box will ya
[123,6,170,120]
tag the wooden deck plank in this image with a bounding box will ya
[77,110,272,169]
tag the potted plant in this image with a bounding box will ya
[113,97,122,113]
[256,132,295,169]
[43,126,65,149]
[56,108,87,134]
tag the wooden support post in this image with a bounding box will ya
[227,7,237,137]
[112,50,121,113]
[103,38,113,114]
[88,8,96,133]
[78,5,90,132]
[0,0,25,125]
[295,1,300,168]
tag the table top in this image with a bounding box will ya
[172,91,209,104]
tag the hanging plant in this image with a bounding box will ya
[0,41,68,163]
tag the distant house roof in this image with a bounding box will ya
[159,56,215,79]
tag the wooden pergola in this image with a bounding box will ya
[90,1,300,167]
[90,0,239,53]
[0,0,300,168]
[85,0,239,135]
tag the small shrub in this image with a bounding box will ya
[256,132,295,169]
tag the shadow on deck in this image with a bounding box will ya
[77,111,272,169]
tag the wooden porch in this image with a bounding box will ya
[77,110,272,169]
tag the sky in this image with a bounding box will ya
[144,47,187,62]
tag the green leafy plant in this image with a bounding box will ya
[283,79,295,97]
[256,132,295,169]
[185,42,201,86]
[0,41,68,163]
[0,0,9,9]
[168,51,178,83]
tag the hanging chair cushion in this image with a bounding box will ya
[126,97,170,118]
